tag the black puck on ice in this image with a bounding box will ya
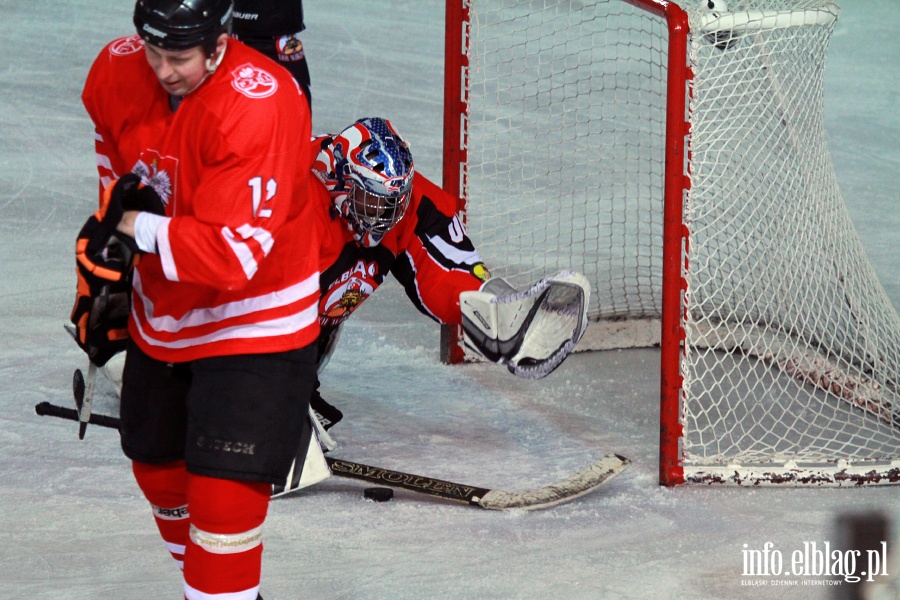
[364,487,393,502]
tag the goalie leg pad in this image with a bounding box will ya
[271,406,333,498]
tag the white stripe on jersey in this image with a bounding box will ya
[96,152,112,171]
[403,250,440,322]
[133,301,319,350]
[425,232,483,267]
[157,218,179,281]
[155,221,277,283]
[93,130,117,192]
[132,270,319,333]
[222,223,275,279]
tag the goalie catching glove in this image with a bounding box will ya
[69,174,164,366]
[460,270,590,379]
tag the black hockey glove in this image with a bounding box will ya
[69,175,164,366]
[116,173,166,216]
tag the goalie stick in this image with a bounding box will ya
[34,401,630,511]
[326,454,629,510]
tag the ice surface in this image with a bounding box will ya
[0,1,897,598]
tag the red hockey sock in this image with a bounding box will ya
[132,460,189,569]
[182,473,270,600]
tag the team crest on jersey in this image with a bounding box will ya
[275,34,305,62]
[231,64,277,99]
[109,35,144,57]
[320,260,380,327]
[131,151,177,206]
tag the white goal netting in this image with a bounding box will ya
[460,0,900,484]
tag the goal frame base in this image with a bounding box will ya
[684,461,900,487]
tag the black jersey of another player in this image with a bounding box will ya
[233,0,305,38]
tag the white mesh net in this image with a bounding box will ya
[461,0,900,484]
[466,0,669,325]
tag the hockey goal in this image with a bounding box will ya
[441,0,900,486]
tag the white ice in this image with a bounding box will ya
[0,1,897,599]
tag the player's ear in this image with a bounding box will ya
[214,32,228,54]
[206,33,229,73]
[210,32,228,64]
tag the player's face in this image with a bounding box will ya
[144,43,210,97]
[349,185,410,233]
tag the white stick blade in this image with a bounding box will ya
[477,453,630,511]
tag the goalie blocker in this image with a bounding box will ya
[460,271,590,379]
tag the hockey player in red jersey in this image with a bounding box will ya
[82,114,591,502]
[87,116,591,483]
[72,1,319,598]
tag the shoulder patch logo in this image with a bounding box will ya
[275,34,305,62]
[109,35,144,57]
[231,63,278,99]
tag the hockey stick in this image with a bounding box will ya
[326,454,630,510]
[34,401,630,510]
[36,401,120,429]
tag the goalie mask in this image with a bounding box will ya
[317,117,415,248]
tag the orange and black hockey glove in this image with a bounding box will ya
[69,174,164,366]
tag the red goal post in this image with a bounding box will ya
[441,0,900,487]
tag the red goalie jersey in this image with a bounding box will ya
[82,35,320,363]
[311,133,490,361]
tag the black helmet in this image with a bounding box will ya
[134,0,233,56]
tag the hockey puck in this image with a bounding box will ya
[363,487,393,502]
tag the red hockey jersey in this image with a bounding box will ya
[82,35,320,362]
[311,134,489,340]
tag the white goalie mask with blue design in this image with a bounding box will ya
[330,118,415,247]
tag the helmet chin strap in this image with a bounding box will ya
[177,44,228,100]
[169,44,228,110]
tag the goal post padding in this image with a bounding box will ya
[443,0,900,486]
